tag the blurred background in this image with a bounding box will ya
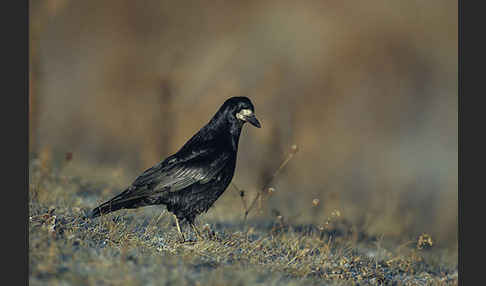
[30,0,457,249]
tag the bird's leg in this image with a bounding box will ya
[173,215,185,242]
[191,222,204,240]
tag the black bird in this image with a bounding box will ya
[90,96,261,241]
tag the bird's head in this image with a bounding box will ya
[221,96,261,128]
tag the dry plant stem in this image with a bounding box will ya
[232,183,248,213]
[147,212,165,236]
[244,149,297,221]
[144,211,162,237]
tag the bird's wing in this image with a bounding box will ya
[126,148,231,198]
[91,148,231,214]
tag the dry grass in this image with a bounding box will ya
[29,153,457,285]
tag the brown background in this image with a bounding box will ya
[30,0,457,248]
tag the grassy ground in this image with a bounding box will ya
[29,156,457,285]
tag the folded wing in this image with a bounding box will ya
[90,148,231,217]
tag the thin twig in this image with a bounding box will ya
[244,145,298,221]
[231,182,248,214]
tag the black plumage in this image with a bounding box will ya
[90,96,261,240]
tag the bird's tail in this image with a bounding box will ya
[90,189,145,218]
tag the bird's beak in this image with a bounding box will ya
[236,109,261,128]
[246,114,261,128]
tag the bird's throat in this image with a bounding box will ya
[229,124,243,151]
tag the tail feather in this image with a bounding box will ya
[90,189,146,218]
